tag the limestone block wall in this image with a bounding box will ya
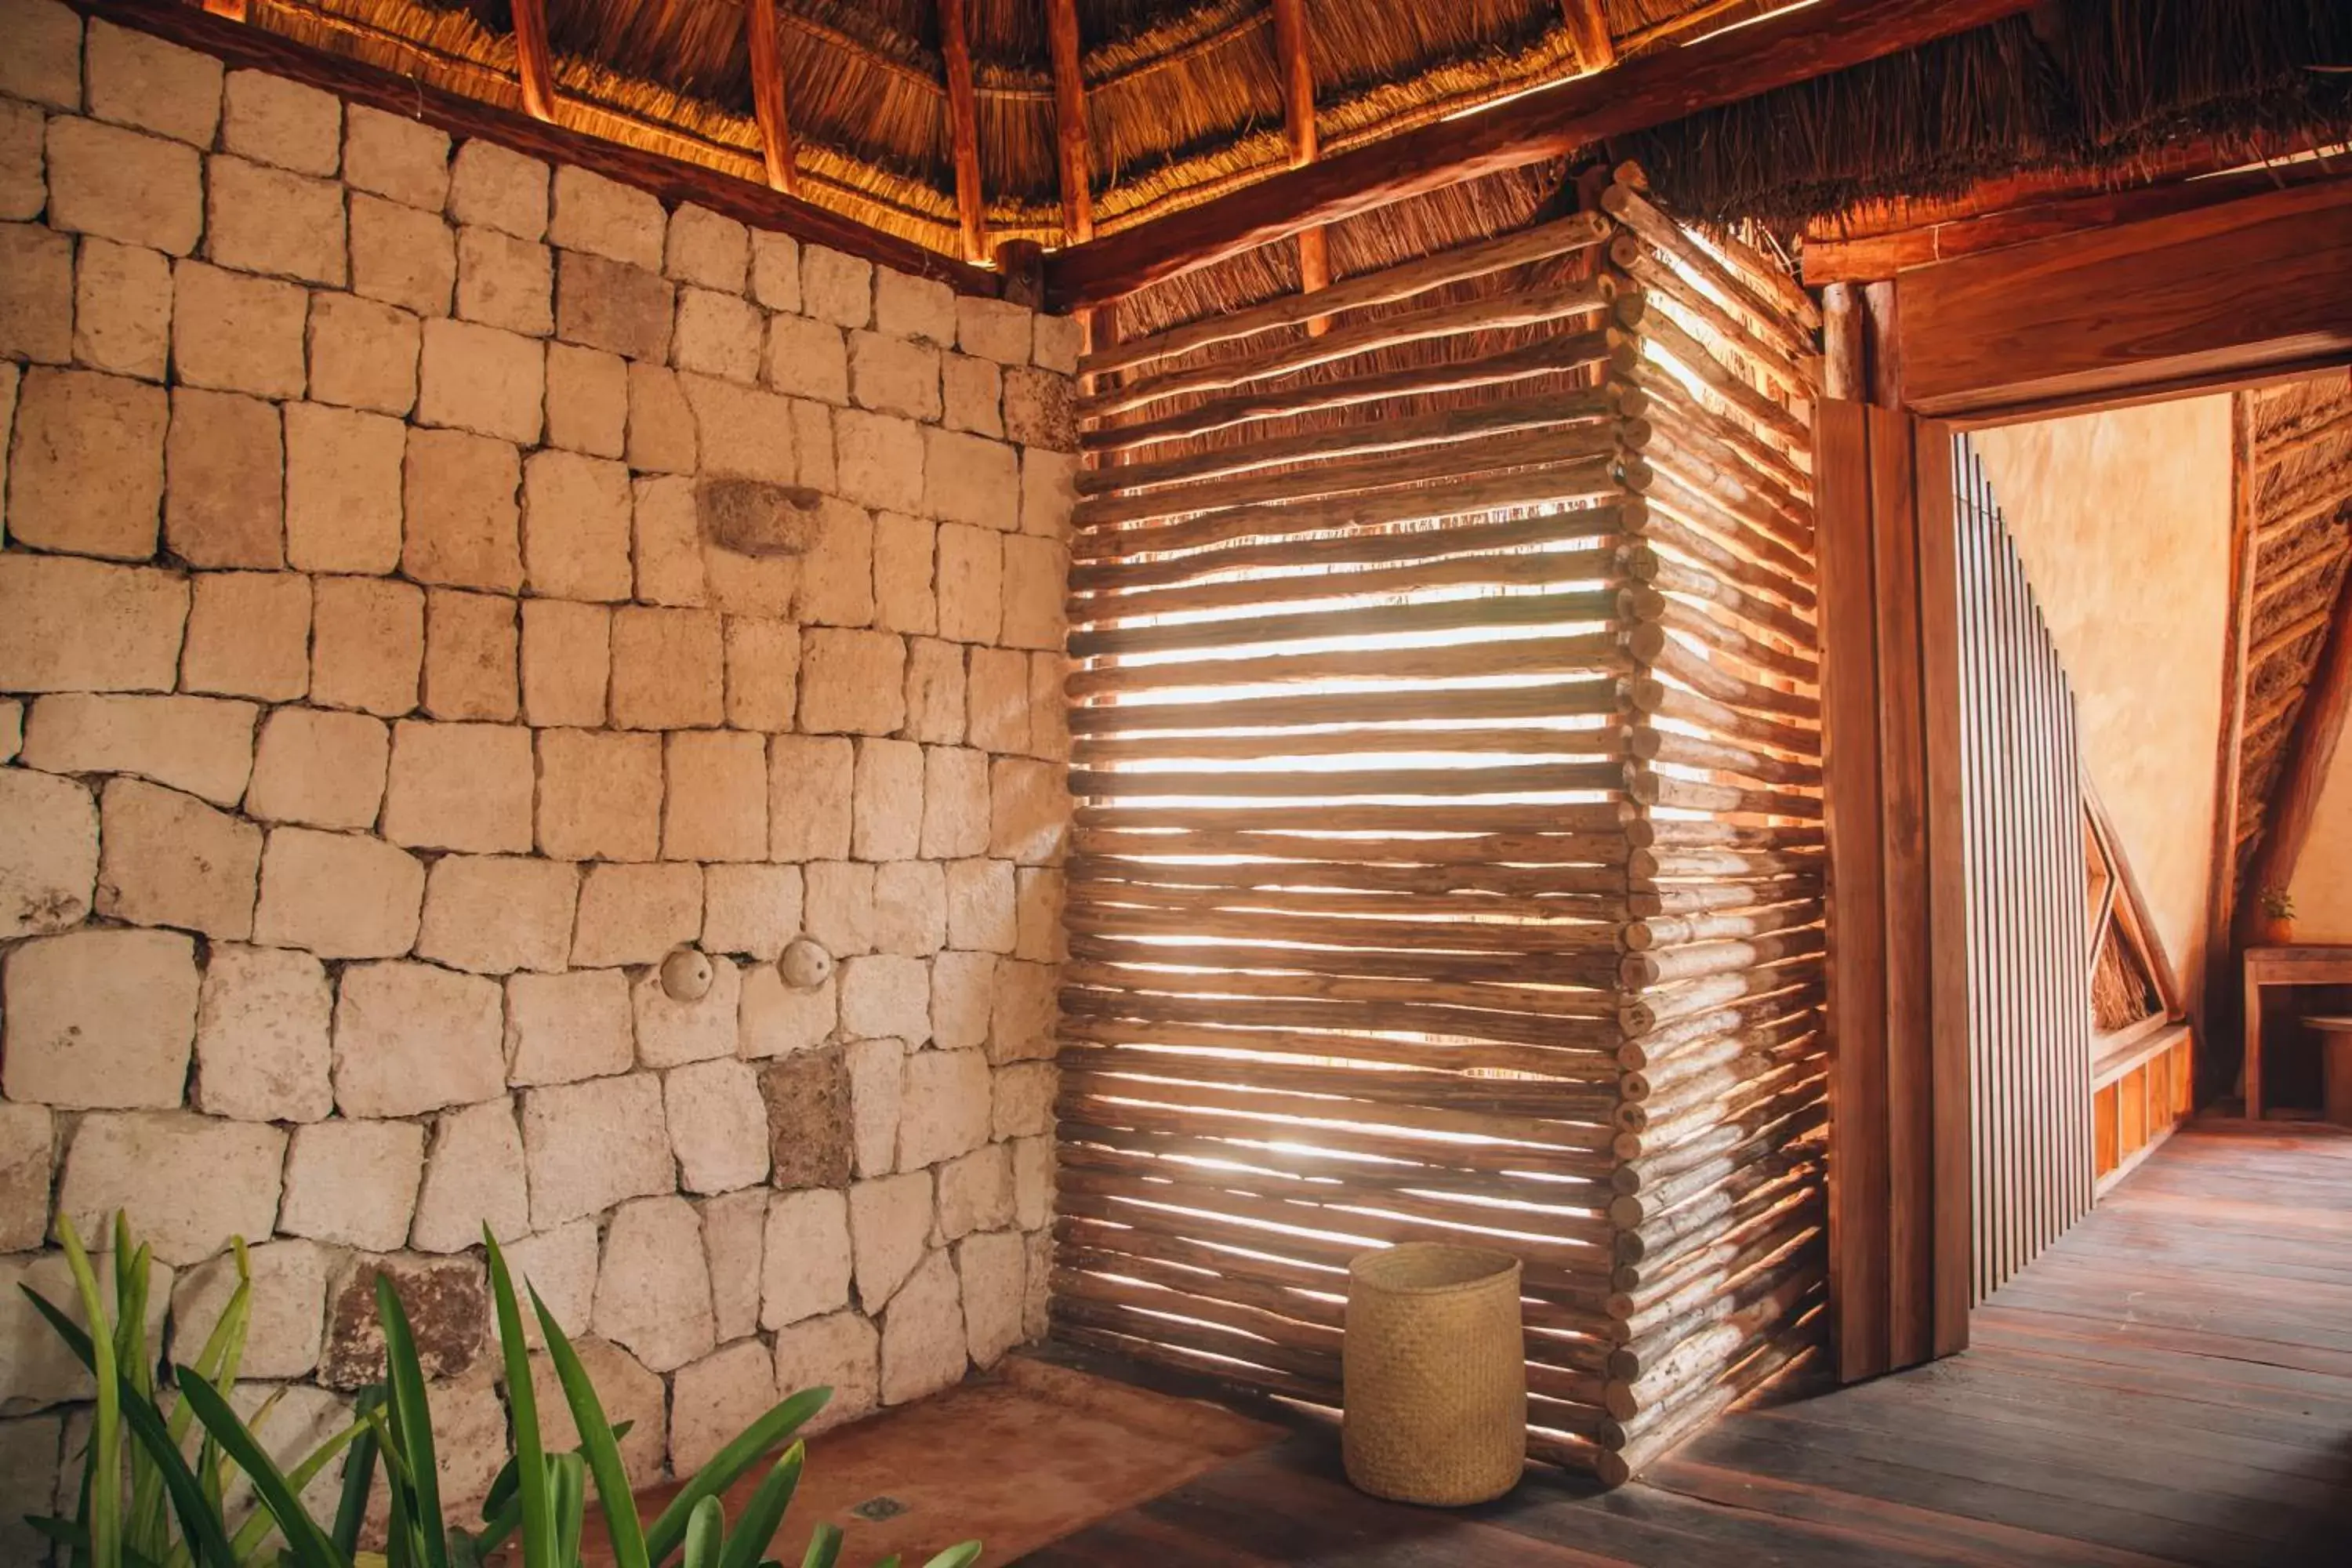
[0,2,1076,1540]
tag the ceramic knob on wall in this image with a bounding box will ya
[659,946,714,1002]
[779,938,833,989]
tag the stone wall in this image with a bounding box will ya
[0,2,1075,1542]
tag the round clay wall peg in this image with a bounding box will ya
[659,946,714,1002]
[779,938,834,989]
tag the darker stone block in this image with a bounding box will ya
[555,250,673,363]
[757,1046,853,1190]
[318,1253,489,1389]
[697,477,819,559]
[1001,366,1075,452]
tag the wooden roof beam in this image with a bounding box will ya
[938,0,986,263]
[1270,0,1330,335]
[1044,0,2042,309]
[1561,2,1616,71]
[1046,0,1093,243]
[744,0,800,196]
[513,0,557,123]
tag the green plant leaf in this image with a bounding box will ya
[916,1547,982,1568]
[681,1497,725,1568]
[58,1214,123,1568]
[176,1371,347,1568]
[550,1453,588,1566]
[644,1388,830,1566]
[373,1276,448,1568]
[528,1286,649,1568]
[227,1414,368,1566]
[483,1234,556,1568]
[715,1445,803,1568]
[329,1392,383,1561]
[798,1524,841,1568]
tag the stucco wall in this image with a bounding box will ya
[1971,395,2234,1011]
[2287,746,2352,942]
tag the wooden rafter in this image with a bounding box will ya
[1269,0,1331,336]
[1561,2,1617,71]
[938,0,986,263]
[512,0,557,123]
[2240,575,2352,919]
[200,0,245,19]
[1046,0,1093,243]
[743,0,800,196]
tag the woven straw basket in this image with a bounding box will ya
[1341,1243,1527,1505]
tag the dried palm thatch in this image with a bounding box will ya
[1621,0,2352,234]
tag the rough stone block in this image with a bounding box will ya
[521,448,633,600]
[9,366,166,560]
[307,292,419,416]
[172,1238,328,1381]
[403,426,523,590]
[1021,446,1079,539]
[873,861,946,956]
[222,69,341,175]
[878,1247,965,1405]
[456,224,553,336]
[896,1047,990,1169]
[505,968,633,1087]
[418,316,543,443]
[448,140,549,241]
[610,604,726,730]
[965,645,1029,755]
[46,117,202,256]
[332,960,506,1117]
[590,1194,714,1374]
[1003,366,1076,451]
[700,862,803,960]
[527,1338,665,1484]
[906,637,967,746]
[929,949,996,1052]
[0,101,40,223]
[934,524,1003,644]
[849,329,941,421]
[764,312,847,403]
[926,428,1021,532]
[572,860,702,967]
[1011,1134,1053,1230]
[0,0,80,110]
[991,1061,1057,1142]
[1032,314,1082,376]
[872,267,953,343]
[546,340,628,458]
[56,1111,285,1265]
[941,353,1002,437]
[739,963,837,1059]
[557,249,673,361]
[522,1071,674,1228]
[165,394,285,573]
[550,165,665,268]
[504,1220,598,1348]
[209,157,347,287]
[799,627,907,736]
[662,729,769,862]
[520,598,612,727]
[768,733,855,860]
[722,616,797,731]
[936,1143,1011,1240]
[1001,535,1068,651]
[800,245,871,328]
[701,539,799,619]
[631,953,742,1069]
[0,220,72,363]
[20,691,254,807]
[1028,652,1071,760]
[681,372,796,485]
[664,1057,770,1194]
[96,775,260,938]
[849,1169,931,1313]
[381,720,533,852]
[944,858,1015,953]
[768,1311,875,1434]
[422,587,518,721]
[317,1253,486,1388]
[0,554,187,694]
[73,237,173,379]
[0,1102,54,1252]
[85,19,222,147]
[345,107,451,211]
[841,1035,905,1179]
[409,1097,530,1252]
[628,473,702,601]
[798,496,875,627]
[834,407,924,514]
[700,1186,766,1341]
[279,1119,426,1250]
[310,575,424,717]
[2,927,194,1109]
[283,401,404,572]
[989,958,1060,1065]
[194,943,332,1123]
[851,736,923,860]
[748,230,800,310]
[251,826,424,958]
[418,854,578,975]
[674,287,764,383]
[657,202,745,292]
[873,512,936,635]
[990,757,1068,865]
[536,727,662,862]
[1,1250,172,1410]
[757,1046,853,1189]
[1014,865,1066,960]
[802,858,874,957]
[793,397,835,488]
[840,953,929,1044]
[956,296,1030,365]
[0,1415,59,1563]
[957,1228,1026,1367]
[760,1187,853,1330]
[916,752,986,866]
[668,1337,779,1474]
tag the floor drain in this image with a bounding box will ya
[850,1496,909,1523]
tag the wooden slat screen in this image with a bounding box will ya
[1952,436,2096,1299]
[1055,172,1827,1481]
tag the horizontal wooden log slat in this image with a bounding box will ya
[1059,1099,1617,1187]
[1650,554,1817,649]
[1062,895,1625,956]
[1073,724,1622,767]
[1060,984,1624,1053]
[1065,633,1625,702]
[1648,473,1816,585]
[1068,876,1634,931]
[1647,639,1822,721]
[1060,959,1624,1020]
[1602,185,1820,354]
[1617,245,1822,400]
[1058,1010,1616,1078]
[1069,679,1625,736]
[1635,307,1813,453]
[1077,800,1635,833]
[1067,930,1621,989]
[1069,760,1624,801]
[1068,851,1631,896]
[1631,727,1824,789]
[1643,512,1819,617]
[1068,583,1619,660]
[1072,539,1621,627]
[1641,375,1815,503]
[1068,824,1630,865]
[1630,679,1821,761]
[1646,431,1814,550]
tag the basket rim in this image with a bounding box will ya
[1348,1242,1523,1297]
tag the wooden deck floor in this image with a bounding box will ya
[1022,1122,2352,1566]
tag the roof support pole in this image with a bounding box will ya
[513,0,557,123]
[938,0,988,263]
[2238,573,2352,937]
[744,0,801,195]
[1047,0,1094,244]
[1561,2,1616,71]
[1270,0,1329,335]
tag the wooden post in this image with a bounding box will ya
[2198,394,2259,1081]
[1820,282,1864,401]
[994,240,1047,310]
[1270,0,1330,336]
[743,0,799,195]
[1045,0,1094,244]
[1560,2,1617,70]
[513,0,557,123]
[1860,279,1900,409]
[2239,577,2352,932]
[938,0,987,263]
